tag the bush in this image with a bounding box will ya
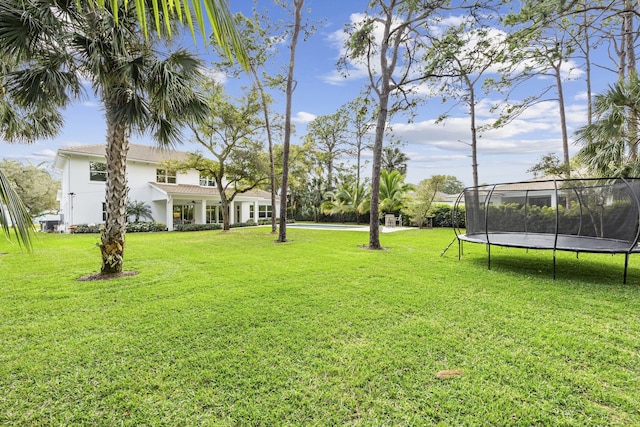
[71,222,167,233]
[175,223,223,232]
[127,222,167,232]
[229,221,258,229]
[71,224,103,234]
[429,204,465,228]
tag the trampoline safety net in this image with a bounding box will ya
[453,178,640,282]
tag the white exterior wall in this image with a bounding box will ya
[58,154,107,230]
[55,147,276,231]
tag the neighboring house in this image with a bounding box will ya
[53,144,276,232]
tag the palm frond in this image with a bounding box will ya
[0,168,34,251]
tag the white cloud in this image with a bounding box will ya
[82,101,99,108]
[292,111,317,123]
[202,68,228,85]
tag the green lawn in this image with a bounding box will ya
[1,227,639,425]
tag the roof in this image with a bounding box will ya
[56,143,190,164]
[149,183,272,200]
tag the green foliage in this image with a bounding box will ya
[174,223,223,232]
[126,199,154,223]
[379,169,413,214]
[0,160,59,217]
[229,220,258,228]
[0,167,34,250]
[429,204,465,228]
[72,222,167,233]
[576,76,640,177]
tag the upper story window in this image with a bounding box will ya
[89,162,107,182]
[156,169,177,184]
[199,175,216,187]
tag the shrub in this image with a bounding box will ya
[429,204,465,228]
[126,222,167,232]
[229,221,258,229]
[175,223,223,232]
[71,224,103,234]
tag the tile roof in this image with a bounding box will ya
[57,143,190,163]
[149,183,271,199]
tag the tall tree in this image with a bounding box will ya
[178,84,267,230]
[0,160,59,217]
[305,112,349,192]
[381,146,409,176]
[277,0,304,243]
[341,96,375,187]
[342,0,455,249]
[503,4,582,179]
[213,12,283,233]
[576,76,640,176]
[424,20,506,188]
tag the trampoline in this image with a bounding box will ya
[452,177,640,283]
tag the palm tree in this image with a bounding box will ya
[334,181,371,224]
[381,146,409,176]
[1,41,72,250]
[576,76,640,176]
[126,200,154,223]
[1,1,207,274]
[78,4,207,274]
[379,169,413,215]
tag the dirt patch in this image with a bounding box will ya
[358,245,389,251]
[77,271,139,282]
[435,369,464,380]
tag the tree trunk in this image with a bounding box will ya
[278,0,303,243]
[251,65,278,233]
[623,0,638,161]
[217,177,231,231]
[555,63,571,177]
[100,117,129,275]
[468,75,479,189]
[369,93,389,249]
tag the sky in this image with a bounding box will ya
[1,1,621,188]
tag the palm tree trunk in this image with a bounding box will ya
[100,117,129,275]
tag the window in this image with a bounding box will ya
[90,162,107,182]
[156,169,177,184]
[249,205,255,220]
[173,204,194,225]
[258,205,272,219]
[199,175,216,187]
[205,205,219,224]
[102,202,107,221]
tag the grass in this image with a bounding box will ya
[1,227,640,426]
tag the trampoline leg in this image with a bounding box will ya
[553,250,556,280]
[624,253,629,284]
[487,244,491,271]
[458,239,461,260]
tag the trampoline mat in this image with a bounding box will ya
[459,232,640,254]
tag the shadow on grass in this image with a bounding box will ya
[459,246,639,286]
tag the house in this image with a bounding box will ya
[53,144,276,232]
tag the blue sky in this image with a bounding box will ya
[1,1,619,187]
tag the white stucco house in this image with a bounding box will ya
[53,144,276,232]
